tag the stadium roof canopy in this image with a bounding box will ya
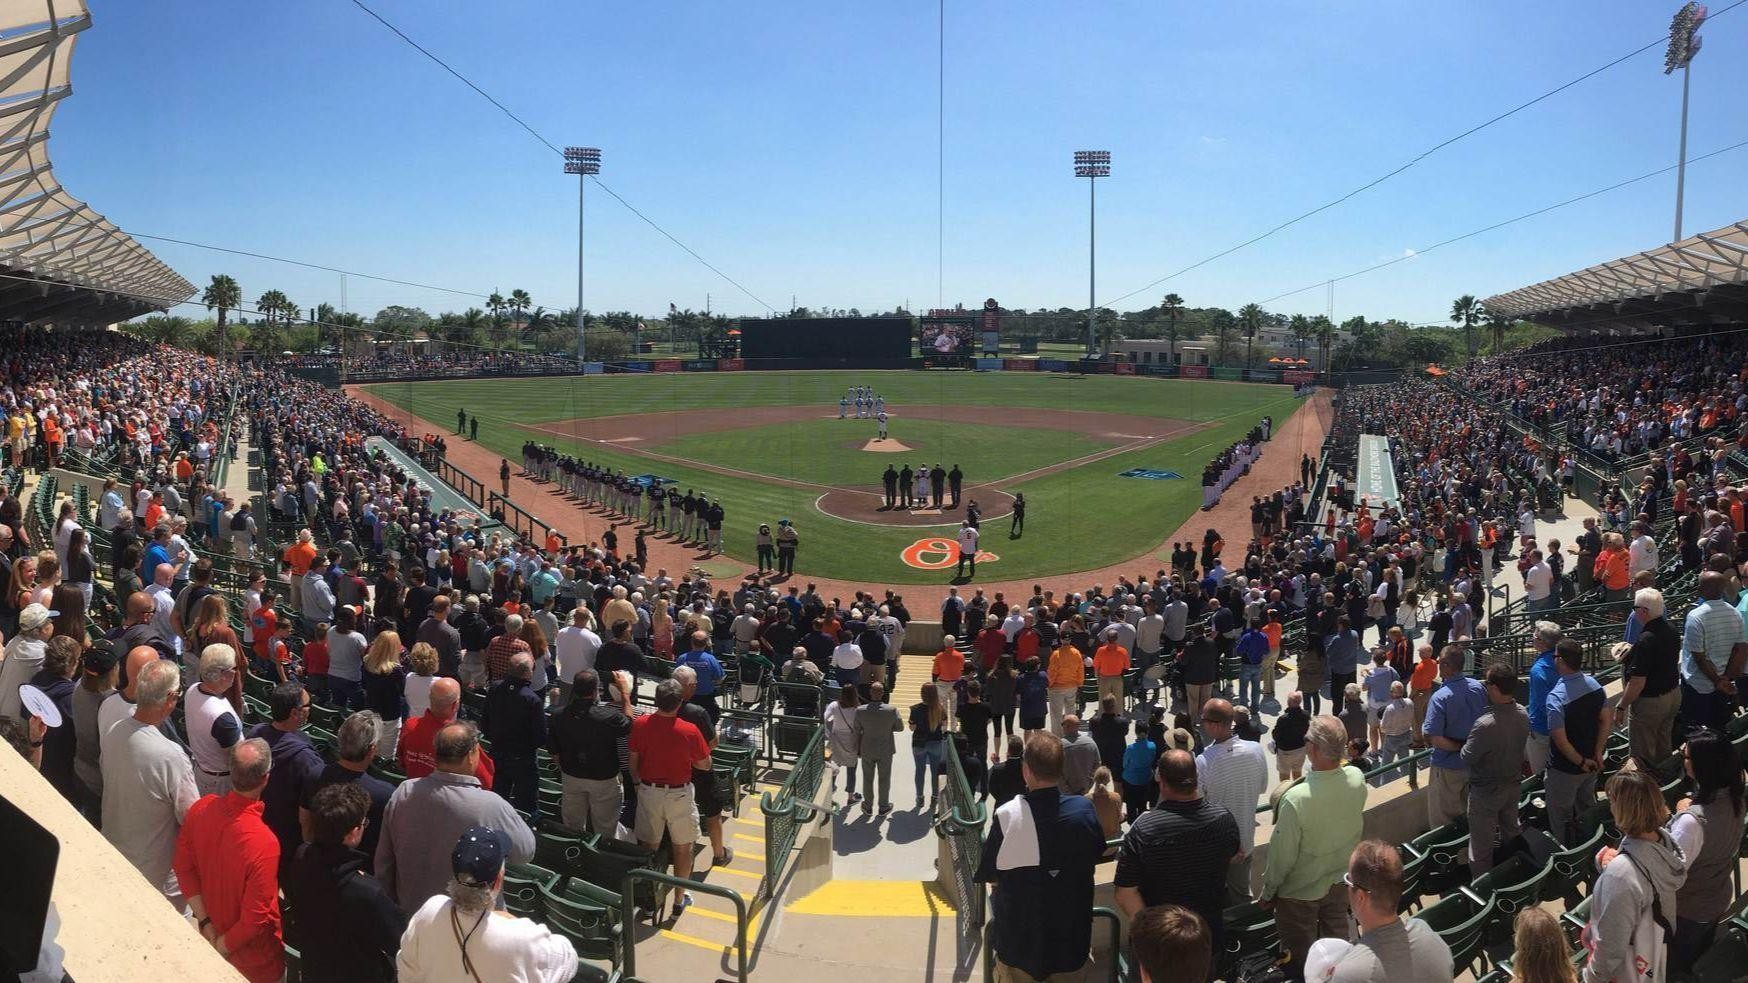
[0,1,194,325]
[1484,218,1748,334]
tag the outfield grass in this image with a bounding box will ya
[363,371,1300,583]
[650,418,1119,487]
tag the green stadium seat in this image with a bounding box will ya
[501,861,557,920]
[537,876,623,966]
[1413,891,1495,978]
[1465,854,1552,943]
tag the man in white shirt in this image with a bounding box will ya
[1523,551,1554,613]
[144,563,181,658]
[1195,699,1269,904]
[553,607,601,704]
[397,826,577,983]
[955,522,980,579]
[1628,521,1658,580]
[1001,606,1027,644]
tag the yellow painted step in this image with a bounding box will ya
[786,880,956,917]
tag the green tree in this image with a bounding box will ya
[1238,303,1264,368]
[508,288,532,328]
[1450,294,1484,358]
[248,319,283,354]
[1288,313,1310,360]
[202,274,241,355]
[373,305,432,340]
[1485,309,1513,355]
[1311,315,1336,371]
[584,327,630,361]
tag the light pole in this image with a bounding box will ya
[563,146,601,367]
[1665,3,1707,242]
[1074,151,1110,358]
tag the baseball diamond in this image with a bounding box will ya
[355,370,1312,585]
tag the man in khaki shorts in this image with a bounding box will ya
[629,678,712,920]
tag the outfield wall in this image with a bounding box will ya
[321,354,1321,386]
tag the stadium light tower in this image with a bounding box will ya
[564,147,602,367]
[1074,150,1110,358]
[1665,2,1707,242]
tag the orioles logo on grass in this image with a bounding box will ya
[900,537,1000,570]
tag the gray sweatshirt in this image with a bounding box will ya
[1582,832,1686,983]
[1458,702,1529,793]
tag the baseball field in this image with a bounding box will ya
[358,371,1304,584]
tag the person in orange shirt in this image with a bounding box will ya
[1013,614,1041,665]
[281,529,319,611]
[1046,640,1085,735]
[1091,628,1129,707]
[1260,611,1285,701]
[1593,532,1632,602]
[1408,644,1439,747]
[174,452,195,486]
[40,414,61,469]
[931,637,966,729]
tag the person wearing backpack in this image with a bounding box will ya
[1581,769,1689,983]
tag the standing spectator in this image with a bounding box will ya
[0,602,55,721]
[629,679,712,919]
[853,680,903,816]
[823,682,862,807]
[553,607,600,704]
[361,631,409,762]
[301,711,395,869]
[1129,904,1212,983]
[72,642,119,820]
[1667,730,1744,972]
[1046,633,1084,735]
[931,636,966,731]
[1546,639,1610,845]
[172,738,283,983]
[1178,625,1219,730]
[247,681,328,871]
[1679,571,1744,733]
[1581,770,1686,983]
[1510,908,1579,983]
[1121,720,1160,822]
[284,783,407,983]
[1274,690,1311,782]
[975,733,1108,983]
[1115,748,1240,956]
[675,629,727,723]
[1422,645,1487,828]
[185,643,244,798]
[396,826,577,982]
[481,652,546,818]
[1196,699,1268,903]
[1058,715,1100,796]
[26,636,79,805]
[548,668,632,837]
[325,606,368,710]
[484,613,533,686]
[909,683,948,809]
[376,721,535,914]
[404,643,440,720]
[1462,663,1530,875]
[1619,588,1681,767]
[1016,656,1049,736]
[1594,533,1632,602]
[1088,694,1129,777]
[1235,621,1269,712]
[399,678,493,786]
[1092,627,1129,707]
[415,594,462,680]
[1324,616,1364,708]
[1525,621,1562,774]
[1326,841,1454,982]
[1260,714,1368,979]
[100,658,196,902]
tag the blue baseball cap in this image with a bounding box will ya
[451,826,509,887]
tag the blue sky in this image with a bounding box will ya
[54,0,1748,326]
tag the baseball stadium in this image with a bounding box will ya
[6,3,1748,983]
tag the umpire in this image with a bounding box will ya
[883,465,899,509]
[899,464,914,508]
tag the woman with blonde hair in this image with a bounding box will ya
[650,599,675,660]
[909,683,946,810]
[188,594,244,708]
[517,615,552,696]
[404,641,440,719]
[823,682,862,806]
[360,630,408,761]
[30,552,58,607]
[1088,766,1123,839]
[1510,907,1577,983]
[1582,769,1686,983]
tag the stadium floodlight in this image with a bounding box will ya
[1073,151,1111,357]
[563,148,602,367]
[1665,3,1706,242]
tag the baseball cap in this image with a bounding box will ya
[82,640,120,676]
[18,603,58,632]
[451,826,508,887]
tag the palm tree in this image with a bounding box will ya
[256,289,289,329]
[1289,313,1310,360]
[508,289,532,328]
[523,306,553,339]
[1311,314,1336,372]
[1238,303,1264,368]
[1486,310,1512,355]
[249,319,283,355]
[1159,293,1185,363]
[1450,294,1484,358]
[202,274,241,356]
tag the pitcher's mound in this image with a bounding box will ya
[860,439,912,452]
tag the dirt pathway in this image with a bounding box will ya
[347,386,1334,602]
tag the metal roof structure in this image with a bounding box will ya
[0,1,193,325]
[1484,219,1748,334]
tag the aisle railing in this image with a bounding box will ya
[936,737,989,946]
[756,722,825,899]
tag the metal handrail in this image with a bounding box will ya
[620,869,750,983]
[213,385,241,491]
[756,721,825,898]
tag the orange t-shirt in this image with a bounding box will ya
[932,647,965,682]
[283,541,318,577]
[1047,645,1085,689]
[1092,642,1129,678]
[175,458,194,482]
[1410,657,1439,694]
[1262,622,1283,651]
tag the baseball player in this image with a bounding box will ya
[876,410,889,440]
[839,393,850,419]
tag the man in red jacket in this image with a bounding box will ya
[397,677,494,788]
[172,737,284,983]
